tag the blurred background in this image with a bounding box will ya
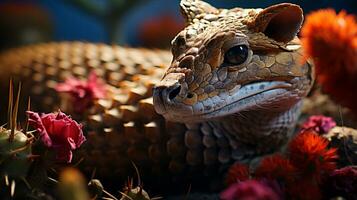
[0,0,356,52]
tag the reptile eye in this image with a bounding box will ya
[223,45,249,66]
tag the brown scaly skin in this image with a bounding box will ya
[0,0,314,192]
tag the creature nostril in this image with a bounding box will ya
[168,85,181,100]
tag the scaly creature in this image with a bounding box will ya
[0,0,314,191]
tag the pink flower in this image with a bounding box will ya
[301,115,336,135]
[220,180,282,200]
[55,71,107,113]
[323,166,357,199]
[27,110,86,163]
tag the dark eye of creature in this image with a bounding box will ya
[223,45,249,65]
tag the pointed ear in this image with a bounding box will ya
[248,3,303,43]
[180,0,219,24]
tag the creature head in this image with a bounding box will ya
[153,0,314,122]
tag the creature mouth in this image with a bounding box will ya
[210,82,291,110]
[159,81,296,122]
[229,81,292,103]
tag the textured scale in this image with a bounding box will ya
[0,42,224,189]
[0,44,172,158]
[0,0,314,192]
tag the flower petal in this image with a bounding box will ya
[26,111,52,147]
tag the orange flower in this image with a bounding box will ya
[255,154,297,183]
[139,14,184,48]
[225,163,250,185]
[301,9,357,115]
[288,130,338,181]
[301,9,357,74]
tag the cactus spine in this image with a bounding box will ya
[0,81,33,197]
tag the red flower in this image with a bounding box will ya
[220,180,282,200]
[225,163,250,185]
[301,115,336,135]
[27,110,86,163]
[301,9,357,115]
[255,154,296,183]
[55,71,107,113]
[288,131,338,181]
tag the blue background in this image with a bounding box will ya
[0,0,356,46]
